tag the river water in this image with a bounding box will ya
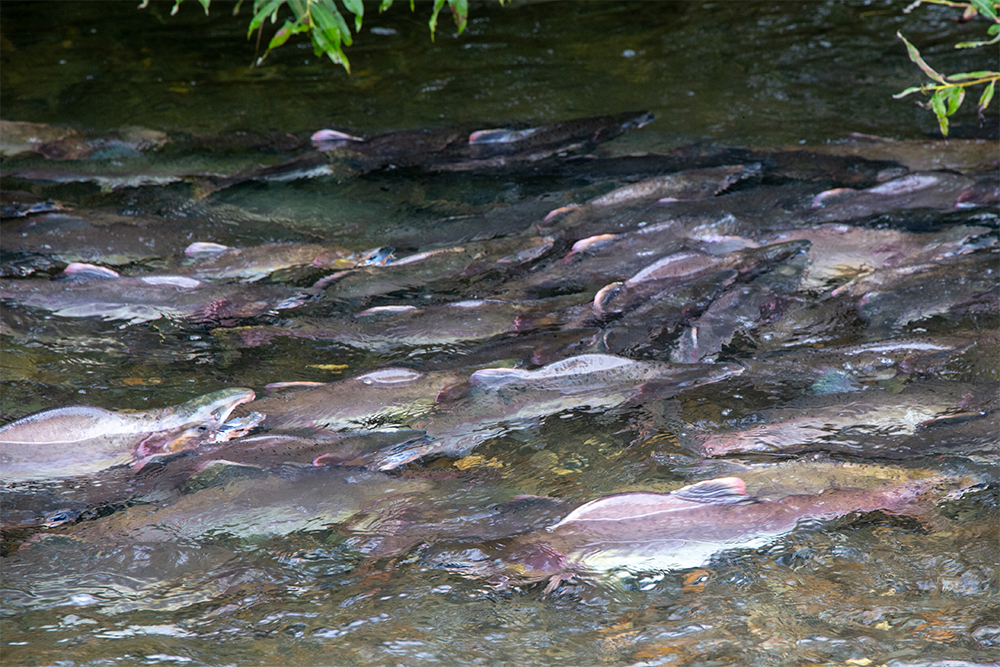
[1,1,998,666]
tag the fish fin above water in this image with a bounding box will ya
[355,368,425,385]
[311,128,365,145]
[356,305,420,318]
[468,127,540,145]
[185,242,230,258]
[60,262,121,281]
[670,477,753,505]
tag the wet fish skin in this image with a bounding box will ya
[46,465,435,543]
[670,254,808,363]
[234,367,468,432]
[683,381,999,458]
[761,223,995,292]
[740,335,977,384]
[593,240,812,318]
[0,264,315,325]
[805,171,989,225]
[213,297,580,352]
[0,388,255,483]
[506,217,757,300]
[832,250,999,332]
[319,236,556,301]
[456,474,960,587]
[173,241,361,283]
[364,356,744,470]
[294,111,655,178]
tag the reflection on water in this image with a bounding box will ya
[2,1,999,666]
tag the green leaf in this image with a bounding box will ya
[312,2,344,49]
[249,0,285,34]
[897,32,946,84]
[266,18,302,50]
[944,86,965,116]
[310,25,350,71]
[893,85,927,99]
[946,70,1000,81]
[379,0,394,11]
[930,89,949,136]
[197,0,211,14]
[342,0,364,32]
[429,0,447,40]
[955,34,1000,48]
[171,0,182,16]
[322,0,353,46]
[288,0,307,20]
[448,0,468,34]
[970,0,998,21]
[979,80,996,111]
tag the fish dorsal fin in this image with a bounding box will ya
[356,305,419,318]
[60,262,121,281]
[355,368,424,385]
[549,492,705,529]
[670,477,752,505]
[468,127,539,145]
[264,381,327,395]
[185,242,230,258]
[139,275,202,288]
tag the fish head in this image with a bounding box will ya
[421,539,569,589]
[135,388,256,460]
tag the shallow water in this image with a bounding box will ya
[2,1,999,666]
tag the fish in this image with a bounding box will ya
[739,335,977,385]
[543,164,760,231]
[504,217,758,300]
[777,137,999,174]
[234,367,469,432]
[44,465,434,543]
[363,355,744,470]
[598,269,740,357]
[0,388,255,483]
[591,165,762,206]
[760,223,994,291]
[681,381,999,458]
[670,255,808,362]
[309,111,655,174]
[593,241,811,318]
[436,473,963,589]
[0,190,66,219]
[317,236,556,301]
[212,297,582,351]
[808,172,979,222]
[2,150,294,192]
[831,249,999,332]
[171,241,376,283]
[0,263,314,325]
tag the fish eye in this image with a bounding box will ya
[197,425,209,433]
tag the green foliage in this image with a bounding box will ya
[147,0,496,73]
[894,0,1000,136]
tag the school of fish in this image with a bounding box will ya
[1,112,997,595]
